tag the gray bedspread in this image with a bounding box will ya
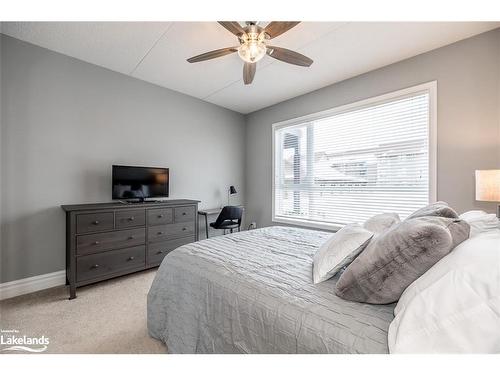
[147,226,395,353]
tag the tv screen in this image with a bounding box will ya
[112,165,169,200]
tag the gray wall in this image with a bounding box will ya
[2,28,500,284]
[245,28,500,229]
[0,35,246,283]
[0,35,3,283]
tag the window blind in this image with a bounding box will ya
[273,90,432,227]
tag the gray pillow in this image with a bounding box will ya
[406,201,458,220]
[335,216,470,304]
[364,213,400,234]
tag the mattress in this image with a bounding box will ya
[147,226,395,353]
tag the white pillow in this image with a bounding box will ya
[388,229,500,353]
[459,210,500,237]
[363,212,400,234]
[312,224,373,284]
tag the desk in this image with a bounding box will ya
[198,206,244,239]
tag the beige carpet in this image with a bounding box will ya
[0,269,167,354]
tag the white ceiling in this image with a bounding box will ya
[2,22,499,114]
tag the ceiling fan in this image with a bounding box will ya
[187,21,313,85]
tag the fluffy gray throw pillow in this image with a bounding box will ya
[335,216,470,304]
[406,201,458,220]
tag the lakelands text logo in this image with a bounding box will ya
[0,329,49,353]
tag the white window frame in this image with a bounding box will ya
[271,81,438,231]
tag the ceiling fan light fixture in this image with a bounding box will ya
[237,32,267,63]
[187,22,313,85]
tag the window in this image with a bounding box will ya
[272,82,436,230]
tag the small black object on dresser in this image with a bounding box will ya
[61,199,199,299]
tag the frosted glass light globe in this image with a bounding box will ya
[238,40,266,63]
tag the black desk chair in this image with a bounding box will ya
[209,206,243,236]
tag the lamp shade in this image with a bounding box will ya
[229,186,237,195]
[475,170,500,202]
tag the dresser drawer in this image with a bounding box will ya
[77,228,145,255]
[115,209,145,229]
[147,208,173,226]
[77,245,145,282]
[174,206,195,223]
[76,212,114,234]
[148,221,195,243]
[147,236,195,266]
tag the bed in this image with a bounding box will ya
[147,226,395,353]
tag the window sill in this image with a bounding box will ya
[272,216,343,232]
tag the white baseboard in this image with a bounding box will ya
[0,270,66,301]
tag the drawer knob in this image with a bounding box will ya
[182,227,187,231]
[157,231,164,235]
[182,212,186,216]
[128,256,135,261]
[156,250,164,254]
[91,264,99,269]
[158,214,164,218]
[128,217,135,221]
[128,236,135,240]
[93,241,100,245]
[93,220,100,225]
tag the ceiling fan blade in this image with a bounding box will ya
[218,22,246,37]
[243,62,256,85]
[266,46,313,67]
[263,22,300,39]
[187,47,238,63]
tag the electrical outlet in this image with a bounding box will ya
[248,222,257,230]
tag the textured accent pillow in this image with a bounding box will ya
[312,224,374,284]
[334,216,470,304]
[364,213,401,234]
[406,201,458,220]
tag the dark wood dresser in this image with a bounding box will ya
[61,199,199,299]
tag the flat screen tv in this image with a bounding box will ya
[112,165,169,201]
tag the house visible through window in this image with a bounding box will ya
[273,82,436,229]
